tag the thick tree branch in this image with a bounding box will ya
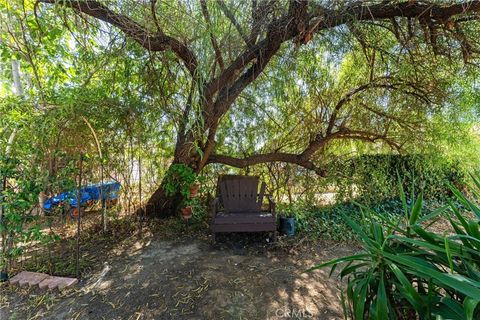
[41,0,480,102]
[201,1,309,161]
[210,1,309,113]
[38,0,198,75]
[208,127,401,175]
[334,129,403,152]
[208,152,326,176]
[207,0,480,111]
[204,0,308,106]
[312,1,480,29]
[39,0,480,176]
[249,0,275,46]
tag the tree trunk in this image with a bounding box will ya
[144,178,183,218]
[144,141,201,218]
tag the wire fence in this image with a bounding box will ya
[5,192,146,279]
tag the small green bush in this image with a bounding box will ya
[278,201,356,242]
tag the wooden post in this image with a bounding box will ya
[138,149,142,235]
[81,116,106,232]
[100,160,106,232]
[139,153,142,211]
[75,152,83,279]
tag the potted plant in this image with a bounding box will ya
[189,175,205,198]
[189,183,200,198]
[180,205,193,220]
[181,195,206,220]
[163,164,206,220]
[164,164,205,199]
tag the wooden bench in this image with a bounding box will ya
[210,175,276,242]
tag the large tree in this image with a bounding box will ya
[35,0,480,217]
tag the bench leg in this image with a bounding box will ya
[212,232,216,244]
[272,230,277,243]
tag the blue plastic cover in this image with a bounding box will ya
[43,181,121,210]
[69,191,92,207]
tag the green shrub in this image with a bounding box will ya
[309,178,480,320]
[332,154,466,203]
[278,197,444,242]
[0,156,57,273]
[277,201,356,241]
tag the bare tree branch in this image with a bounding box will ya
[208,124,401,175]
[333,128,403,152]
[200,0,224,72]
[217,0,249,45]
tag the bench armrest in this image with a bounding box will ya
[210,197,220,218]
[265,194,276,217]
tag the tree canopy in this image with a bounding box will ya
[1,0,480,216]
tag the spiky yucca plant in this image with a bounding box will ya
[310,175,480,320]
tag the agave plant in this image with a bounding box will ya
[309,177,480,320]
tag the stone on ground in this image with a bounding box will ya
[9,271,78,290]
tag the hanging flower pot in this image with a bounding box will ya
[70,208,80,219]
[181,206,193,220]
[189,183,200,198]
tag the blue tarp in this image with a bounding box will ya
[44,181,121,210]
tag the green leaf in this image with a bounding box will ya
[397,172,409,217]
[412,225,439,245]
[444,236,454,274]
[340,263,369,278]
[467,220,480,240]
[384,252,480,298]
[376,273,389,320]
[417,204,448,223]
[372,222,384,244]
[464,297,480,320]
[341,213,379,249]
[409,192,423,226]
[450,186,480,219]
[389,263,426,314]
[449,200,472,233]
[354,278,369,320]
[432,297,466,320]
[306,254,370,273]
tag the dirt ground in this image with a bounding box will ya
[0,220,356,320]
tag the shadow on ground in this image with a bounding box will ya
[1,226,356,320]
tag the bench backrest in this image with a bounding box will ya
[218,175,265,213]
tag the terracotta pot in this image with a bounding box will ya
[70,208,79,219]
[189,183,200,198]
[181,206,193,219]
